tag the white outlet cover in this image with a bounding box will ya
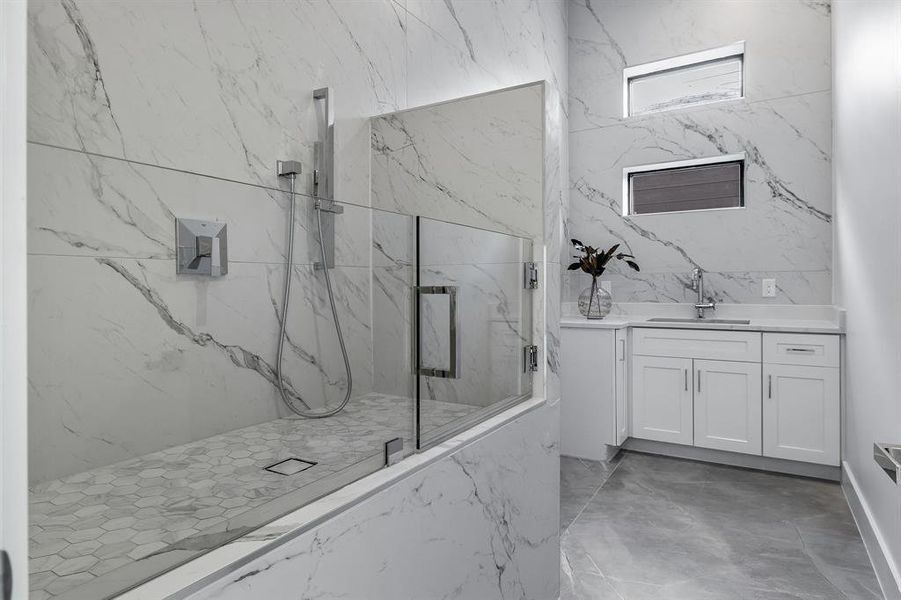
[762,278,777,297]
[600,280,613,294]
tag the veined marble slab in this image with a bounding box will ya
[27,144,380,268]
[568,0,831,131]
[117,398,558,600]
[28,255,375,483]
[28,0,407,202]
[30,393,475,600]
[371,83,543,239]
[404,0,567,109]
[567,91,832,305]
[565,0,832,307]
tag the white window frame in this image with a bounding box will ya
[622,153,747,217]
[623,41,746,118]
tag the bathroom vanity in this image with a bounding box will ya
[561,307,844,478]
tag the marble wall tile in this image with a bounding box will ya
[570,92,831,271]
[372,265,414,399]
[405,0,568,107]
[28,0,407,201]
[371,83,544,239]
[28,254,377,483]
[399,0,570,322]
[567,15,832,306]
[28,2,566,594]
[545,263,563,404]
[418,263,531,409]
[183,400,560,600]
[568,0,831,131]
[564,267,833,307]
[28,144,376,267]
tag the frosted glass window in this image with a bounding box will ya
[625,43,744,116]
[627,159,744,216]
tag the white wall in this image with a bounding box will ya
[833,0,901,595]
[566,0,832,305]
[1,1,30,596]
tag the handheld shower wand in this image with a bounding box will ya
[274,159,353,419]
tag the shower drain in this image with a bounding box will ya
[264,458,317,476]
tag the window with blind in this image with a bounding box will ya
[625,157,745,216]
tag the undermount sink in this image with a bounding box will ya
[647,317,751,325]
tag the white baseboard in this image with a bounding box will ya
[843,461,901,600]
[622,438,842,481]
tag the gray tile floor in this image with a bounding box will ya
[29,393,476,599]
[561,452,884,600]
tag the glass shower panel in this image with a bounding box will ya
[416,217,534,448]
[27,189,415,600]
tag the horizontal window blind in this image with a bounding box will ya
[628,160,743,215]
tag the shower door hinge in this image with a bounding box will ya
[523,262,539,289]
[524,345,539,373]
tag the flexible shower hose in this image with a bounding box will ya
[275,174,353,418]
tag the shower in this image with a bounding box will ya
[274,87,352,419]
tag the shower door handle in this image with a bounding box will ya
[416,285,460,379]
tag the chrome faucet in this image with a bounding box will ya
[691,268,716,319]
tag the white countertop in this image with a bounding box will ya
[560,303,844,335]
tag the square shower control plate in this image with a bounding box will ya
[176,218,228,276]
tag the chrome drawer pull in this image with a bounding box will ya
[785,347,815,354]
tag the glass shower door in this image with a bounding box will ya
[415,217,535,449]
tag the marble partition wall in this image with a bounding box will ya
[371,83,544,239]
[565,0,832,305]
[417,219,533,411]
[180,400,560,600]
[370,86,543,414]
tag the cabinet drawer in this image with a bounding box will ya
[763,333,839,367]
[632,328,761,362]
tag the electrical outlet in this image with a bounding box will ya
[600,280,612,294]
[762,278,777,298]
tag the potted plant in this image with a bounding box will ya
[568,239,640,319]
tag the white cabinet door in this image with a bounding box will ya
[632,355,693,445]
[694,360,762,455]
[615,329,629,446]
[560,328,616,460]
[763,364,840,466]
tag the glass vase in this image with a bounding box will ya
[578,278,612,319]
